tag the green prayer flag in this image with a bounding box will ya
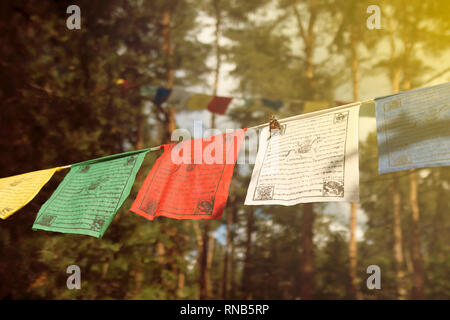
[32,149,149,238]
[139,84,158,98]
[359,100,376,117]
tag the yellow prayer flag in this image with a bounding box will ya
[0,167,61,219]
[185,94,213,110]
[303,101,332,114]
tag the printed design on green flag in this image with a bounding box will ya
[79,165,91,173]
[91,216,106,232]
[36,214,57,227]
[32,150,148,238]
[126,156,137,166]
[77,176,110,196]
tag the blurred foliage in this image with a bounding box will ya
[0,0,449,300]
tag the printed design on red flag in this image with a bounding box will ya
[130,129,246,220]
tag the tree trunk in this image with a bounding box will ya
[387,22,408,296]
[292,0,318,99]
[162,10,176,144]
[199,220,211,299]
[348,202,361,299]
[348,33,361,299]
[408,170,425,299]
[402,78,425,300]
[162,11,174,87]
[350,36,359,102]
[136,111,144,150]
[293,0,318,300]
[206,233,215,298]
[222,207,233,299]
[300,203,315,299]
[199,0,222,300]
[230,207,237,299]
[163,106,176,143]
[242,206,254,299]
[390,77,407,298]
[391,177,408,299]
[177,271,185,299]
[193,221,203,262]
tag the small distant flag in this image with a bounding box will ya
[139,84,158,97]
[154,87,172,105]
[302,101,332,114]
[207,96,233,115]
[166,85,191,107]
[261,98,284,111]
[116,79,137,89]
[185,94,213,110]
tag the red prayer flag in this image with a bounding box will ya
[130,129,246,220]
[207,96,233,115]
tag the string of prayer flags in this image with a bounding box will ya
[0,167,61,220]
[375,81,450,174]
[32,149,149,238]
[185,93,213,110]
[116,79,137,89]
[261,98,284,111]
[139,85,172,105]
[243,98,284,111]
[166,85,191,107]
[245,104,360,205]
[117,79,138,96]
[139,84,158,98]
[243,98,264,109]
[130,129,247,220]
[154,87,172,105]
[285,100,303,111]
[207,96,233,115]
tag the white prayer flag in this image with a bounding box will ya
[375,82,450,174]
[166,85,191,107]
[245,104,360,205]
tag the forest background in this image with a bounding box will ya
[0,0,449,299]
